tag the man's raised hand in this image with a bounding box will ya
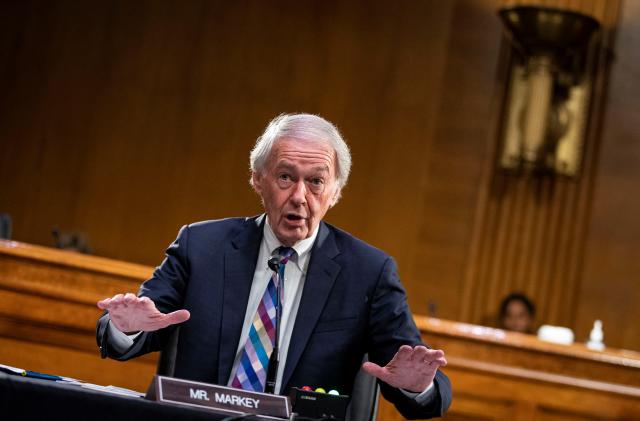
[97,293,190,333]
[362,345,447,393]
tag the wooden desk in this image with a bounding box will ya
[2,240,639,419]
[379,318,640,420]
[0,372,249,421]
[0,240,157,392]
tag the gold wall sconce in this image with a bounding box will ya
[497,6,600,177]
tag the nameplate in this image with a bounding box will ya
[145,375,291,419]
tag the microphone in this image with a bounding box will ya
[264,256,283,394]
[267,257,280,273]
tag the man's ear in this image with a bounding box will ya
[251,172,263,194]
[330,186,342,207]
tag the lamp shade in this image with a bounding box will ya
[499,6,600,56]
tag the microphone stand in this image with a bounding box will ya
[265,257,283,394]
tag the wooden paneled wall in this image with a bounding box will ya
[460,0,622,328]
[575,0,640,353]
[0,0,468,270]
[0,0,639,352]
[0,0,496,320]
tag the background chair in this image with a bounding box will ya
[156,326,180,377]
[345,356,380,421]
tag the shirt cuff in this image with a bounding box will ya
[107,320,142,354]
[400,381,436,404]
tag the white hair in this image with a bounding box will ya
[249,113,352,191]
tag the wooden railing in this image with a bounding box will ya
[1,240,639,419]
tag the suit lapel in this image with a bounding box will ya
[281,222,341,390]
[217,215,264,385]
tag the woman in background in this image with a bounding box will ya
[499,293,536,334]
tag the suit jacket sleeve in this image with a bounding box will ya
[96,225,190,360]
[367,257,452,419]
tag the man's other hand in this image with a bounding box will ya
[362,345,447,393]
[97,293,190,333]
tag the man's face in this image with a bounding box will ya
[252,137,341,246]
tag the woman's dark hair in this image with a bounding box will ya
[499,293,536,319]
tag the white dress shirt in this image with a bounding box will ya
[225,217,317,393]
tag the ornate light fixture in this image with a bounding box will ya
[497,6,600,177]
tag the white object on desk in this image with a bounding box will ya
[537,325,575,345]
[587,319,605,351]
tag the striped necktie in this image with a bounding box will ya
[231,246,295,392]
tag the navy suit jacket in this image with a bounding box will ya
[97,216,452,419]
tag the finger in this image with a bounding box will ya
[423,350,447,368]
[129,297,155,315]
[361,361,388,381]
[99,293,126,309]
[97,298,111,309]
[411,346,428,361]
[423,349,445,362]
[123,293,138,305]
[429,355,447,367]
[98,293,128,310]
[395,345,413,362]
[131,296,153,311]
[139,309,190,331]
[163,309,191,326]
[137,296,156,311]
[433,357,447,367]
[111,294,125,306]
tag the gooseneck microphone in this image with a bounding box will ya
[264,256,283,394]
[267,257,280,273]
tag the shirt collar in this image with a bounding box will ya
[264,216,319,273]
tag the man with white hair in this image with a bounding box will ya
[96,113,452,419]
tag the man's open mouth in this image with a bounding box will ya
[285,214,305,221]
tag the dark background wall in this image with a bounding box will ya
[1,0,638,351]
